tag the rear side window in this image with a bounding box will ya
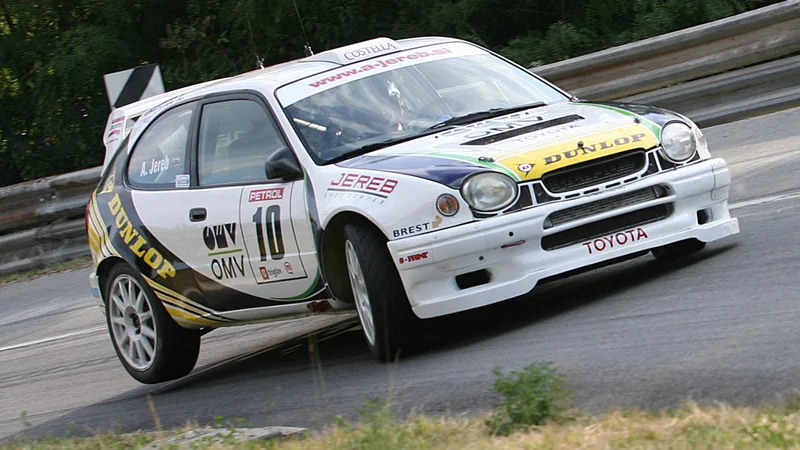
[197,99,287,186]
[127,103,194,188]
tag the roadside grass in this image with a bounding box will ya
[0,256,93,287]
[5,362,800,449]
[6,401,800,449]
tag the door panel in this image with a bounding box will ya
[239,181,320,300]
[133,187,251,293]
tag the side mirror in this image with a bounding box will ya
[265,146,303,181]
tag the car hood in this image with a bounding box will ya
[337,101,676,188]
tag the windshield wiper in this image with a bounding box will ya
[427,102,547,130]
[323,102,548,165]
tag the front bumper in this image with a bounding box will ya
[89,271,103,306]
[387,158,739,319]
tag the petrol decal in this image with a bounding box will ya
[582,227,648,255]
[497,123,660,180]
[107,193,176,279]
[398,251,429,264]
[203,223,246,280]
[249,187,284,202]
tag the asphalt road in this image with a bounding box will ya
[2,108,800,440]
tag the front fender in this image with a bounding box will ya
[316,168,474,240]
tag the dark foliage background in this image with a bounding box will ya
[0,0,779,186]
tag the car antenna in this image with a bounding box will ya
[245,14,265,69]
[292,0,314,57]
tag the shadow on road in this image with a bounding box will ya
[7,243,738,440]
[414,244,737,357]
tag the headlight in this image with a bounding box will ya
[461,172,517,211]
[692,124,710,159]
[660,122,696,162]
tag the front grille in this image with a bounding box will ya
[545,186,667,229]
[541,204,672,251]
[542,151,646,193]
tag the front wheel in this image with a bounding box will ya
[343,222,420,362]
[651,238,706,261]
[104,264,200,384]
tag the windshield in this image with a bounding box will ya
[278,42,569,164]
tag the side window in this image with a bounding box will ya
[197,99,286,186]
[127,103,193,188]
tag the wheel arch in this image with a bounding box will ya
[321,210,387,304]
[95,256,129,304]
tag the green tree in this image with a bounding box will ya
[0,0,783,187]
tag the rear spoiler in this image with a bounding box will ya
[100,78,224,170]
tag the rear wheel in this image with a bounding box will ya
[104,264,200,384]
[651,238,706,261]
[343,222,420,362]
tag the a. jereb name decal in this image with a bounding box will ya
[107,194,176,279]
[140,155,179,177]
[393,216,442,238]
[204,223,245,280]
[249,187,284,202]
[326,173,399,204]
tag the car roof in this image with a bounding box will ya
[102,36,463,169]
[114,36,459,119]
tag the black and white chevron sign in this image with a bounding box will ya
[103,64,165,109]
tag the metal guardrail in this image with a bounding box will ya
[0,167,101,275]
[0,0,798,276]
[533,0,800,127]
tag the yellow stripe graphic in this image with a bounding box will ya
[163,303,220,326]
[90,194,120,257]
[147,279,232,323]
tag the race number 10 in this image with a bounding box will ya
[252,205,285,261]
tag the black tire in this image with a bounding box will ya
[104,263,200,384]
[651,238,706,261]
[343,221,421,362]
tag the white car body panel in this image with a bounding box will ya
[88,35,739,330]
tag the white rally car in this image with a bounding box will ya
[87,36,739,383]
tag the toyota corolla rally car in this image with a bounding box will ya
[87,36,739,383]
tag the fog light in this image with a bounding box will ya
[436,194,460,216]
